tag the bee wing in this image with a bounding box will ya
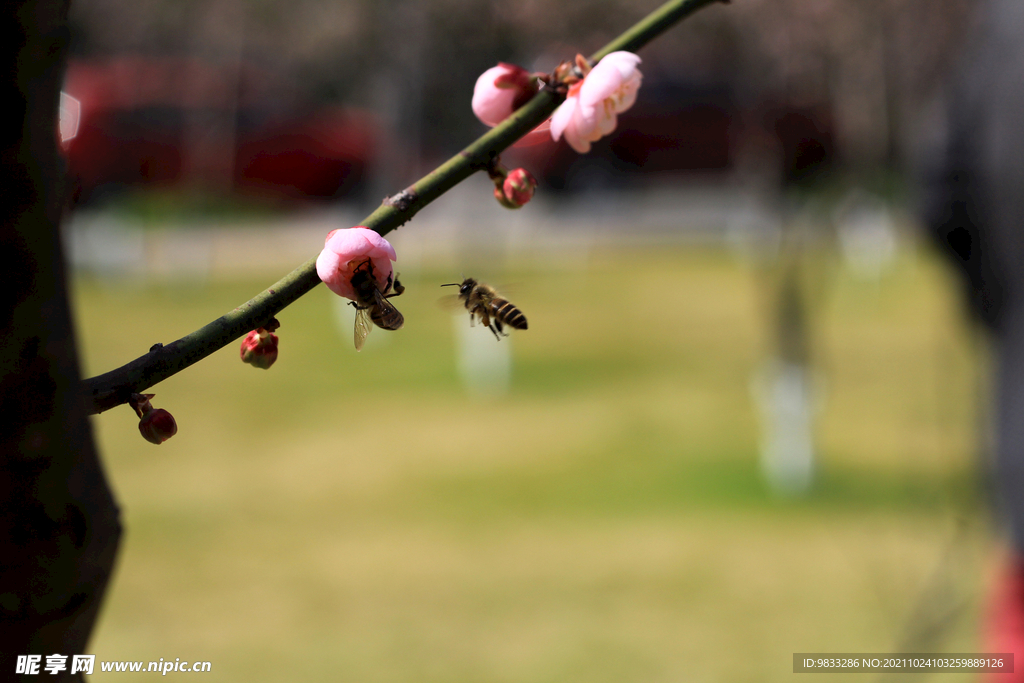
[353,306,373,351]
[371,289,403,330]
[438,293,463,311]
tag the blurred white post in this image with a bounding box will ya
[454,316,511,397]
[754,361,816,495]
[835,190,898,281]
[750,218,820,496]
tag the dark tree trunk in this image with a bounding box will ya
[0,2,122,680]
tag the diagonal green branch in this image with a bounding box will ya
[589,0,727,63]
[82,0,727,415]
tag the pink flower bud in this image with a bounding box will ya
[551,51,643,154]
[139,408,177,445]
[500,168,537,208]
[240,328,279,369]
[472,63,551,146]
[472,63,537,127]
[316,227,397,300]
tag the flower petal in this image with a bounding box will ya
[579,63,623,108]
[512,120,553,147]
[613,72,642,113]
[550,97,576,142]
[563,106,593,153]
[316,247,351,298]
[601,51,643,80]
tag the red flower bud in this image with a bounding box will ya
[139,408,177,444]
[240,328,279,369]
[500,168,537,208]
[129,393,177,445]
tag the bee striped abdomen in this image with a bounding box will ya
[349,258,405,350]
[492,298,528,330]
[370,303,404,331]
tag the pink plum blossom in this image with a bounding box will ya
[316,227,397,301]
[551,51,642,154]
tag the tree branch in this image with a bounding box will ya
[82,0,727,415]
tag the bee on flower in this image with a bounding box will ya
[315,226,403,350]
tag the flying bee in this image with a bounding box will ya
[441,277,527,340]
[349,258,404,351]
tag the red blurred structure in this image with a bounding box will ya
[509,84,738,193]
[506,82,834,194]
[234,107,376,201]
[63,57,836,204]
[63,57,378,204]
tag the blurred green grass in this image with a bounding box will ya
[74,241,990,682]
